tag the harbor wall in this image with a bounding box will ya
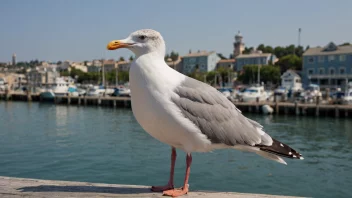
[1,92,352,118]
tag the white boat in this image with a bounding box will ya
[273,86,287,101]
[40,77,78,100]
[86,84,115,97]
[112,86,131,97]
[76,88,86,96]
[241,86,268,102]
[87,86,105,97]
[0,78,7,91]
[217,88,234,101]
[299,84,322,103]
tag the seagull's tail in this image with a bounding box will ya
[255,138,304,165]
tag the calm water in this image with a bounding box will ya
[0,102,351,198]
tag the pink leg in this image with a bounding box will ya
[151,147,176,192]
[163,153,192,197]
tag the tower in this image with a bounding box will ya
[12,53,16,66]
[233,31,245,57]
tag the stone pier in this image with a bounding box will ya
[0,176,301,198]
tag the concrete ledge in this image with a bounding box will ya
[0,176,302,198]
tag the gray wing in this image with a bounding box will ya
[172,77,272,147]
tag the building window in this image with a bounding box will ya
[339,55,346,62]
[328,55,335,61]
[308,57,314,63]
[318,56,325,62]
[308,69,314,75]
[319,68,325,75]
[340,67,345,74]
[329,68,335,75]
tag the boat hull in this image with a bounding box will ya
[40,91,55,101]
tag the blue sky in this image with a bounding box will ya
[1,0,351,62]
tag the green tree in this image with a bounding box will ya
[286,45,295,55]
[264,46,274,54]
[119,57,125,61]
[216,67,233,86]
[16,62,28,67]
[205,71,216,84]
[170,51,179,61]
[118,71,129,82]
[275,55,302,72]
[238,65,280,85]
[257,44,265,52]
[129,56,134,61]
[60,70,70,77]
[257,44,274,54]
[243,47,253,54]
[339,42,350,46]
[164,53,170,61]
[274,46,286,58]
[295,46,304,57]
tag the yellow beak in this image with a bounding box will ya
[107,40,132,50]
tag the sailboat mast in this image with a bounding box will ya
[101,59,105,86]
[257,64,260,85]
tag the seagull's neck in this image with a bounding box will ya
[131,52,185,90]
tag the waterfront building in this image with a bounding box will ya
[85,61,93,66]
[87,65,101,73]
[92,59,103,67]
[103,59,117,72]
[302,42,352,89]
[235,51,276,71]
[217,59,235,70]
[165,56,182,72]
[57,61,88,73]
[117,61,131,72]
[12,74,27,89]
[181,51,220,74]
[70,62,87,73]
[0,73,26,90]
[87,60,103,72]
[27,65,60,87]
[280,70,303,91]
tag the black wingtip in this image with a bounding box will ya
[256,138,304,160]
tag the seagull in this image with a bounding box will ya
[107,29,303,197]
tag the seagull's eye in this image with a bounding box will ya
[139,35,146,40]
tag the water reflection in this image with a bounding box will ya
[55,106,69,127]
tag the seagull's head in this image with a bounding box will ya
[107,29,166,58]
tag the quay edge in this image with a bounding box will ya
[1,92,352,118]
[0,176,303,198]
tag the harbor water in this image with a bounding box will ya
[0,101,351,198]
